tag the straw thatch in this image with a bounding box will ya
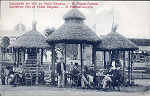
[96,32,138,51]
[63,9,86,20]
[47,9,101,44]
[9,30,49,48]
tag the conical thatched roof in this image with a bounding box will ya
[9,22,49,48]
[96,32,138,51]
[47,9,101,44]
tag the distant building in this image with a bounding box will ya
[0,22,26,65]
[0,22,26,44]
[130,38,150,51]
[130,38,150,70]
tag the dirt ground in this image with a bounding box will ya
[0,79,150,96]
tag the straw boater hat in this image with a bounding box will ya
[96,25,138,51]
[9,21,49,49]
[47,9,101,44]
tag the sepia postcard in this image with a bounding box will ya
[0,0,150,96]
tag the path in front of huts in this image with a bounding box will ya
[0,79,150,96]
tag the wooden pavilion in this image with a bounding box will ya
[96,25,138,85]
[9,21,50,85]
[46,9,101,85]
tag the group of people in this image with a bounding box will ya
[0,65,14,85]
[0,65,24,86]
[0,64,45,86]
[56,57,95,88]
[101,59,123,91]
[56,57,81,88]
[55,56,124,90]
[1,57,124,91]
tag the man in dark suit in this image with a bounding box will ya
[56,57,66,87]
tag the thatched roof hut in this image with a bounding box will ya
[47,9,101,44]
[96,31,138,51]
[9,22,49,48]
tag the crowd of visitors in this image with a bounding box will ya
[0,57,124,91]
[54,55,124,91]
[0,64,45,86]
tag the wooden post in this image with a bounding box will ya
[92,44,97,87]
[131,51,133,81]
[13,47,16,63]
[64,44,67,65]
[80,43,83,74]
[51,44,55,84]
[52,45,55,73]
[22,48,26,68]
[36,48,39,85]
[92,45,96,70]
[128,51,131,85]
[17,48,20,67]
[104,51,106,69]
[64,43,67,86]
[23,48,25,63]
[15,49,17,65]
[41,49,43,65]
[108,50,112,69]
[123,51,126,82]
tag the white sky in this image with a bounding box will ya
[0,1,150,39]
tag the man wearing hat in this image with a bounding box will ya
[56,57,66,88]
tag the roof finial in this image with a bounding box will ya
[112,24,118,32]
[63,9,86,20]
[111,7,118,32]
[32,21,37,31]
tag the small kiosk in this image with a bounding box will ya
[96,25,138,84]
[9,21,50,85]
[46,9,101,87]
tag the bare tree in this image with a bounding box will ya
[1,36,10,60]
